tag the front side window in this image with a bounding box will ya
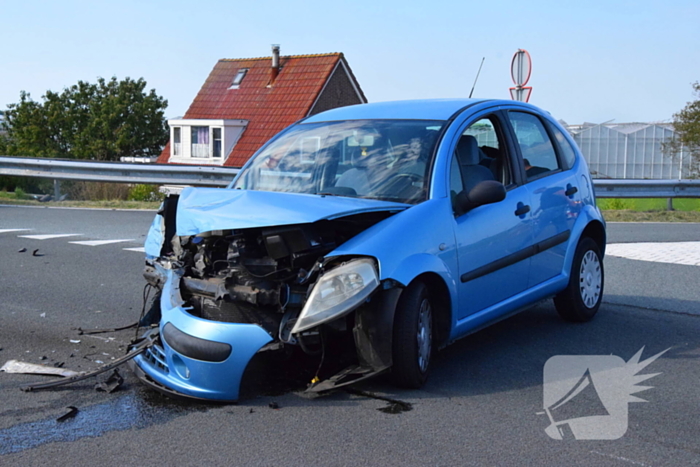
[232,119,444,205]
[508,112,560,179]
[452,116,512,190]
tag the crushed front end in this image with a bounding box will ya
[130,188,407,402]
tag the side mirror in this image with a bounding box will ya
[454,180,506,215]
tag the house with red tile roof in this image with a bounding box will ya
[158,46,366,167]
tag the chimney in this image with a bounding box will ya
[270,44,280,84]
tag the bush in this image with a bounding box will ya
[0,175,53,195]
[67,181,130,201]
[14,187,27,199]
[127,184,161,202]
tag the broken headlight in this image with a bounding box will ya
[292,258,379,334]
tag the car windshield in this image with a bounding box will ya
[232,119,444,204]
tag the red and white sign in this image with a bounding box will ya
[510,87,532,102]
[509,49,533,102]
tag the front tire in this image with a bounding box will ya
[391,281,433,388]
[554,237,604,322]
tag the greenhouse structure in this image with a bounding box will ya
[565,121,694,179]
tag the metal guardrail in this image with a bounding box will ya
[1,155,699,198]
[593,179,700,198]
[0,156,239,187]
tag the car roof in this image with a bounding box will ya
[302,98,537,123]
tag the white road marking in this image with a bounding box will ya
[123,247,146,253]
[69,239,134,246]
[606,241,700,266]
[18,234,82,240]
[0,229,32,234]
[590,451,651,467]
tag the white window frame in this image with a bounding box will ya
[168,119,248,166]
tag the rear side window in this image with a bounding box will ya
[548,124,577,170]
[508,111,560,180]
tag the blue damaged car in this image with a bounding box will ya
[130,99,606,402]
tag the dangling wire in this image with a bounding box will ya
[133,283,154,342]
[313,328,327,382]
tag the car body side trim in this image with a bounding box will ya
[461,230,571,283]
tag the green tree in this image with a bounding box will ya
[0,77,168,161]
[665,82,700,178]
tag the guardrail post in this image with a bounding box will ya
[666,198,674,211]
[53,179,61,200]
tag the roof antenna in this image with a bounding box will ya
[469,57,485,98]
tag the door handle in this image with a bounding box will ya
[565,185,578,197]
[514,204,531,217]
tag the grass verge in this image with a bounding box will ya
[601,210,700,222]
[0,194,160,210]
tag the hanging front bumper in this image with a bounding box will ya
[130,267,273,402]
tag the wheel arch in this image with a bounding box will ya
[409,272,452,350]
[580,220,606,256]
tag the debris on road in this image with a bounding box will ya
[76,322,138,335]
[94,369,124,393]
[20,332,156,392]
[1,359,81,378]
[268,402,280,409]
[56,406,78,422]
[18,248,27,253]
[40,313,46,318]
[32,249,42,257]
[69,339,81,344]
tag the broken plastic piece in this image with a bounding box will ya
[20,333,155,392]
[268,402,280,409]
[56,406,78,422]
[18,248,27,253]
[94,369,124,393]
[77,322,138,335]
[1,360,80,378]
[69,340,81,344]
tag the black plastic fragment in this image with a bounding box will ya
[268,402,280,409]
[21,334,154,392]
[32,249,42,257]
[77,322,138,335]
[18,248,26,253]
[94,369,124,393]
[56,406,78,422]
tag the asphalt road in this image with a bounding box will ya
[1,205,699,466]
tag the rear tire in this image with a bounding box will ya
[391,281,433,389]
[554,237,604,322]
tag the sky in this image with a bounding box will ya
[2,0,698,125]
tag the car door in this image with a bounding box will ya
[451,112,534,319]
[506,111,582,288]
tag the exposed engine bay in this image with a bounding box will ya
[141,193,405,394]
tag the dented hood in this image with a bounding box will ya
[175,188,410,236]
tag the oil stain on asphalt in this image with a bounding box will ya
[0,390,211,455]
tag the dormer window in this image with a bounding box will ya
[168,119,248,165]
[230,69,248,89]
